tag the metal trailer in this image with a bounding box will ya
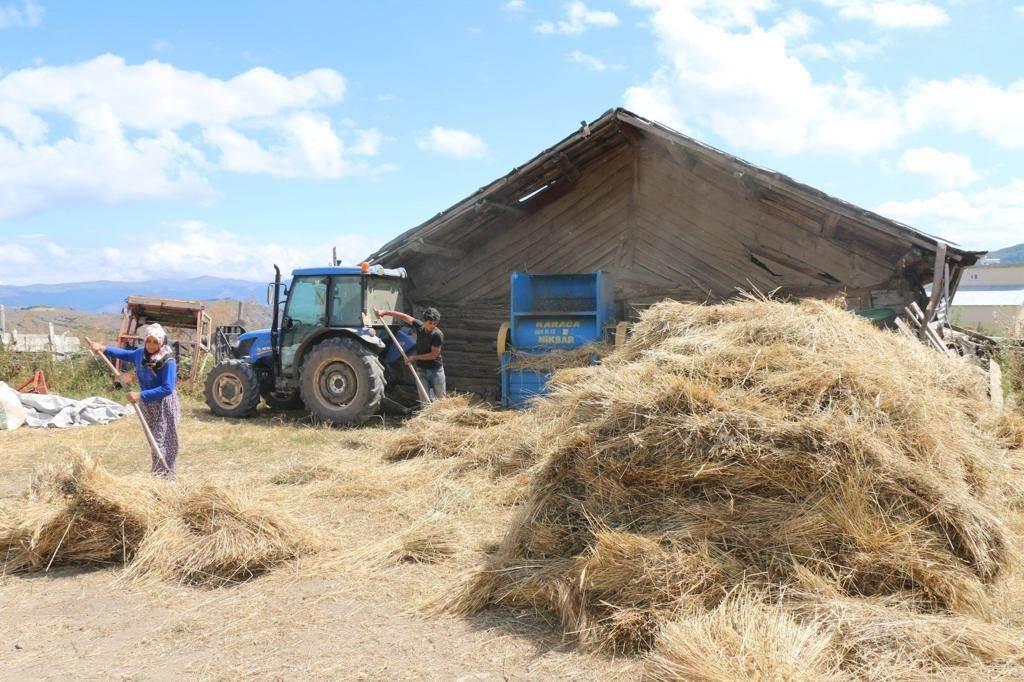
[498,270,616,408]
[115,295,213,382]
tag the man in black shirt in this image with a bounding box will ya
[375,306,445,401]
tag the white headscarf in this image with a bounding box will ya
[139,323,173,368]
[139,323,167,345]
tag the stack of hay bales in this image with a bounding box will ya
[435,297,1024,677]
[0,455,316,586]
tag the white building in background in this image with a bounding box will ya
[950,264,1024,334]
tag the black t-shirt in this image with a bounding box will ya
[411,319,444,369]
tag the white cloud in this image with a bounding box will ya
[896,147,981,189]
[416,126,488,159]
[1016,5,1024,15]
[625,0,905,157]
[796,39,885,62]
[349,128,385,156]
[0,222,383,285]
[771,9,815,39]
[818,0,949,29]
[535,1,620,35]
[567,50,616,72]
[904,77,1024,148]
[0,106,215,220]
[502,0,525,11]
[624,0,1024,158]
[877,179,1024,250]
[0,1,41,28]
[0,54,383,220]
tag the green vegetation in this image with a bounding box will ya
[0,347,125,401]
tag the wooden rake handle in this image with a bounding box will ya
[373,314,432,405]
[85,338,169,470]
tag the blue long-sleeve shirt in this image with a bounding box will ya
[103,346,177,403]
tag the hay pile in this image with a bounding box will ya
[442,297,1024,677]
[0,455,316,585]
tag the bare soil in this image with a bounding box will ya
[0,401,639,680]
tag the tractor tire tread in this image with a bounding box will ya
[299,336,384,425]
[204,359,261,418]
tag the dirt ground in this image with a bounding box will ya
[0,400,640,680]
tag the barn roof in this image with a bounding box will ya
[368,108,982,269]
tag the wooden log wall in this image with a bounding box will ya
[398,133,927,396]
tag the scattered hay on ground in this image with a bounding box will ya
[0,454,316,585]
[383,395,552,474]
[439,296,1024,677]
[351,517,459,566]
[268,461,340,486]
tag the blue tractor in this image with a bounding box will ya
[203,263,415,424]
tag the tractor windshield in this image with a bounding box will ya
[366,277,403,319]
[329,276,362,326]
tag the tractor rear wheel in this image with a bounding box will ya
[299,337,384,425]
[204,360,261,418]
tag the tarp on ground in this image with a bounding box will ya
[16,390,134,429]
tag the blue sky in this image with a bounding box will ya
[1,0,1022,284]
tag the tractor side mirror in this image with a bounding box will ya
[267,282,288,305]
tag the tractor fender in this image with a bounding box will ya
[294,328,385,372]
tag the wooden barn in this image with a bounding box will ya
[367,108,982,396]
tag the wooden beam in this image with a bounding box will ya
[410,239,465,259]
[749,247,842,284]
[473,199,526,218]
[920,241,947,339]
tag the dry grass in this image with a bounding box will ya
[1,454,316,586]
[646,592,841,682]
[0,399,635,678]
[383,394,553,474]
[350,515,460,566]
[438,296,1024,677]
[506,342,612,373]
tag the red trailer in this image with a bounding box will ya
[115,295,213,382]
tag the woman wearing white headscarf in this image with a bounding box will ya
[90,323,180,478]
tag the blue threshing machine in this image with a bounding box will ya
[498,270,617,408]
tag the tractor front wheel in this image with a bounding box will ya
[204,360,260,418]
[299,337,384,425]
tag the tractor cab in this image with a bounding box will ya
[204,262,414,424]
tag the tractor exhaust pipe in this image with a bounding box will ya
[271,265,282,376]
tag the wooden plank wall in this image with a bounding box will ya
[403,143,636,397]
[399,133,922,396]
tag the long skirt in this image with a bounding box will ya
[140,391,181,479]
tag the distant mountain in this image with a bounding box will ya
[0,277,266,313]
[986,244,1024,264]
